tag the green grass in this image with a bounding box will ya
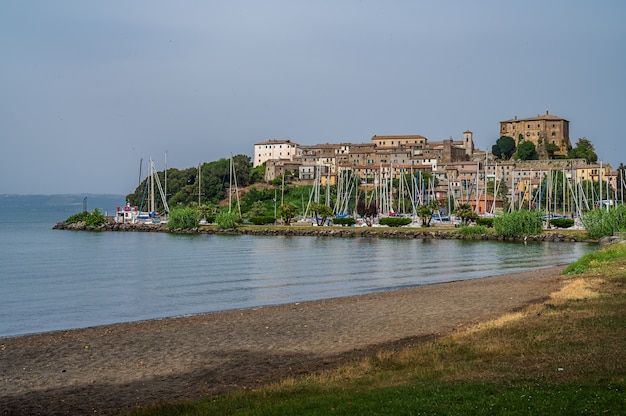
[564,242,626,274]
[128,243,626,416]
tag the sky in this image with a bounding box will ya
[1,1,625,195]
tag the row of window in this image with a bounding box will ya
[502,123,559,130]
[259,144,293,149]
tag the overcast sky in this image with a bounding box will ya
[1,1,624,195]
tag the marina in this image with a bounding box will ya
[0,195,593,338]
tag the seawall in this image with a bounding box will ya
[52,221,590,243]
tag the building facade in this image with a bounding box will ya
[499,111,571,157]
[253,139,298,167]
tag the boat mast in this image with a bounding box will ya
[150,157,155,213]
[198,163,202,206]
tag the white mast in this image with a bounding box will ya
[150,157,155,213]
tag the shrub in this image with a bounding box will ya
[550,218,574,229]
[457,225,488,237]
[167,207,201,229]
[215,212,240,230]
[582,205,626,239]
[66,211,89,224]
[494,210,543,237]
[332,217,356,226]
[475,217,494,228]
[65,210,106,227]
[249,216,276,225]
[85,208,106,227]
[379,217,412,227]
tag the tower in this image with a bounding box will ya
[463,130,474,156]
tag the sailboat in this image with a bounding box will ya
[117,157,169,224]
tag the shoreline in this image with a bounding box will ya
[1,265,568,415]
[53,221,592,243]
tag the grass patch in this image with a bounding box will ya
[456,225,491,237]
[564,242,626,275]
[128,244,626,416]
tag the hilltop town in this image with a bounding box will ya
[255,111,620,215]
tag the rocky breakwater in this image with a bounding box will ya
[52,222,590,243]
[161,225,588,243]
[53,221,167,232]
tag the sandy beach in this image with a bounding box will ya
[0,266,567,415]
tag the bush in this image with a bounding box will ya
[249,216,276,225]
[475,217,494,228]
[379,217,412,227]
[494,210,544,237]
[457,225,488,237]
[550,218,575,229]
[84,208,106,227]
[65,209,106,227]
[215,212,240,230]
[332,217,356,226]
[582,205,626,239]
[167,207,201,230]
[66,211,89,224]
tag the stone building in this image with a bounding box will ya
[499,111,571,157]
[253,139,298,167]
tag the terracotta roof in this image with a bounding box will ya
[501,111,568,123]
[371,135,427,141]
[255,139,297,145]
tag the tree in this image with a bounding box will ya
[416,200,440,227]
[545,143,560,159]
[356,200,378,226]
[492,136,516,160]
[516,141,538,160]
[312,203,333,226]
[454,203,478,225]
[248,201,267,217]
[279,203,298,225]
[568,138,598,163]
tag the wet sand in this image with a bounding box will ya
[0,266,567,415]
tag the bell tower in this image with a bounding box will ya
[463,130,474,156]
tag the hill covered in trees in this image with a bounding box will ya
[125,154,264,213]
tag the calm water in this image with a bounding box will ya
[0,194,595,338]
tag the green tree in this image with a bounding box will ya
[568,138,598,163]
[516,141,538,160]
[545,143,560,159]
[454,203,478,225]
[312,203,333,226]
[492,136,516,160]
[248,201,267,217]
[416,200,440,227]
[249,163,266,183]
[279,203,298,225]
